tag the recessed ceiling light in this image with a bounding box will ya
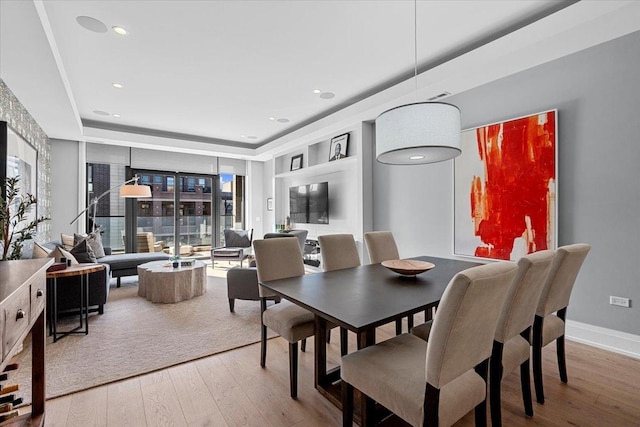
[112,26,128,36]
[112,83,123,89]
[112,113,121,118]
[313,89,321,94]
[76,16,107,33]
[240,134,246,138]
[269,117,276,121]
[409,155,425,160]
[277,118,289,123]
[319,92,335,99]
[93,110,110,116]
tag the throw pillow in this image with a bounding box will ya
[224,229,251,247]
[60,233,75,250]
[70,239,97,263]
[74,231,106,258]
[49,247,79,265]
[32,242,51,259]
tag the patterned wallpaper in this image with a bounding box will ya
[0,78,51,242]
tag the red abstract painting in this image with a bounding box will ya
[454,110,557,261]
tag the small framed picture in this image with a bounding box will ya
[329,133,349,161]
[290,154,303,171]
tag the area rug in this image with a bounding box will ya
[13,268,274,403]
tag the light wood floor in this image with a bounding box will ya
[34,320,640,427]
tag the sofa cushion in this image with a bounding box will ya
[32,242,51,258]
[61,233,75,250]
[70,239,97,263]
[100,252,170,271]
[49,246,79,265]
[74,231,106,258]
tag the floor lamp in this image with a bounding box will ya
[70,175,152,232]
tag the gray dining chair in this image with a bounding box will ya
[363,230,412,334]
[341,261,518,427]
[253,237,313,399]
[532,243,591,404]
[317,234,359,356]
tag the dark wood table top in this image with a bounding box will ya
[261,256,482,333]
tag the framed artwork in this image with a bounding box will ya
[290,154,303,171]
[0,121,38,222]
[329,133,349,161]
[454,110,557,261]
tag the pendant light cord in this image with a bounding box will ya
[414,0,418,102]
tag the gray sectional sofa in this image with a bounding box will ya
[44,241,169,316]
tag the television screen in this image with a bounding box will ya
[289,182,329,224]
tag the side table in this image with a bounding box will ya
[47,263,105,342]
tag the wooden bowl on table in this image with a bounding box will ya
[381,259,435,276]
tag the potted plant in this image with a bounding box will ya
[0,176,49,260]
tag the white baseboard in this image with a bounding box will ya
[566,320,640,360]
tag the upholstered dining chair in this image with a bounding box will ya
[363,230,409,334]
[317,234,359,356]
[491,250,555,426]
[341,261,518,427]
[532,243,591,404]
[253,237,314,399]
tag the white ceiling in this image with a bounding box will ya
[2,1,640,160]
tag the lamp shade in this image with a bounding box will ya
[119,183,151,198]
[375,102,461,164]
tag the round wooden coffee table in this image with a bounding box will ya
[137,260,207,303]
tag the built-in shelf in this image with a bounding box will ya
[275,156,357,179]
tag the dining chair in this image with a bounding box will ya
[412,250,556,426]
[341,261,518,427]
[317,234,359,356]
[363,230,413,334]
[490,250,555,426]
[532,243,591,404]
[253,237,314,399]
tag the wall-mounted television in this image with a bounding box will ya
[289,182,329,224]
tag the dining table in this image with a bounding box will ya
[261,255,483,426]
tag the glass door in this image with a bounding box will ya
[133,170,213,257]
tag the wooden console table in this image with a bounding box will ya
[0,257,53,426]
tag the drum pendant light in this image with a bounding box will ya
[375,1,461,165]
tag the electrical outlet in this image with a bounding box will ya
[609,296,631,308]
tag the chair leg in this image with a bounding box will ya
[557,308,568,383]
[520,359,534,416]
[424,383,440,426]
[557,335,568,383]
[474,358,489,427]
[98,304,104,315]
[260,298,267,368]
[342,381,354,426]
[340,327,348,356]
[228,298,235,312]
[532,315,545,404]
[289,342,298,399]
[490,341,504,427]
[407,314,414,331]
[301,338,307,352]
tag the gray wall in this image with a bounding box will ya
[374,30,640,335]
[50,139,80,241]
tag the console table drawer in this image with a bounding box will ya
[3,287,31,359]
[30,277,46,322]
